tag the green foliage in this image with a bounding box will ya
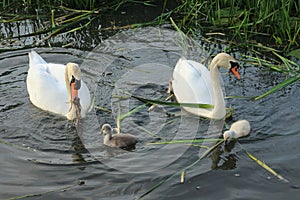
[163,0,300,50]
[1,0,97,10]
[1,0,299,50]
[288,49,300,59]
[0,0,155,11]
[254,74,300,100]
[132,95,214,109]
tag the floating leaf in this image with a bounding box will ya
[94,106,112,113]
[148,138,221,145]
[245,151,289,183]
[132,95,214,109]
[7,183,77,200]
[181,170,185,183]
[119,104,147,121]
[198,140,223,159]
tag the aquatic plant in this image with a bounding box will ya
[1,0,299,50]
[162,0,300,50]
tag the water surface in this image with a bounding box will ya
[0,27,300,199]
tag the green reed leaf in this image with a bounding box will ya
[132,95,214,109]
[245,150,289,183]
[254,75,300,100]
[287,49,300,59]
[148,138,222,145]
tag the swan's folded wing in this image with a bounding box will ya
[172,58,214,105]
[27,65,69,115]
[27,52,69,115]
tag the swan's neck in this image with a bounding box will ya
[227,130,236,139]
[232,131,238,138]
[65,67,72,103]
[209,60,226,119]
[65,66,76,120]
[103,133,112,145]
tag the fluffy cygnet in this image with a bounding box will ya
[223,120,251,141]
[101,124,137,149]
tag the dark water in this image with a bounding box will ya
[1,26,300,200]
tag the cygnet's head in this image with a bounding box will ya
[223,130,235,141]
[101,124,113,135]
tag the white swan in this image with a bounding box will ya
[170,53,240,119]
[26,50,91,120]
[223,120,251,141]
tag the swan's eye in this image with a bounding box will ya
[70,76,75,84]
[70,75,81,89]
[229,61,239,69]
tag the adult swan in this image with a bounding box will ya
[26,51,91,120]
[170,53,240,120]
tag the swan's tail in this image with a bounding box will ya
[28,50,47,67]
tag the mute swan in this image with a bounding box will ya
[223,120,251,141]
[170,53,240,119]
[101,124,138,149]
[26,50,91,120]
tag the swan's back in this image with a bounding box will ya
[28,51,66,86]
[109,134,138,148]
[172,57,214,105]
[230,120,251,137]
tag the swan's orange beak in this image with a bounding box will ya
[71,82,79,101]
[230,65,240,79]
[71,79,81,101]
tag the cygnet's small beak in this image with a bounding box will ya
[224,138,230,145]
[223,132,231,145]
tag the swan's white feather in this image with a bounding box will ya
[229,120,251,138]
